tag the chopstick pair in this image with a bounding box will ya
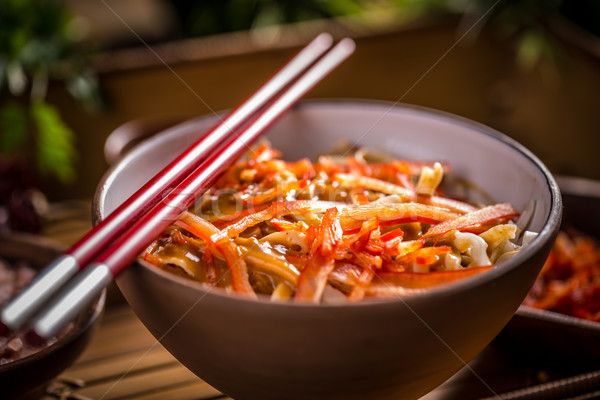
[0,33,355,343]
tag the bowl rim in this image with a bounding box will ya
[94,98,562,309]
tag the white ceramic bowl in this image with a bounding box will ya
[94,100,561,400]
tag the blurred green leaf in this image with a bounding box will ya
[0,0,101,185]
[31,101,76,184]
[517,30,545,70]
[0,102,28,154]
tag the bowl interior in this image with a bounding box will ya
[99,100,555,235]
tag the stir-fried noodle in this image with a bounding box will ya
[143,144,530,303]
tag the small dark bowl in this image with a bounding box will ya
[0,233,105,400]
[498,176,600,370]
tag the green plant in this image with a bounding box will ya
[391,0,600,71]
[0,0,100,184]
[169,0,371,38]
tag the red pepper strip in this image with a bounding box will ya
[319,209,343,255]
[422,203,520,239]
[386,240,425,261]
[385,245,451,272]
[339,203,459,233]
[380,236,406,256]
[211,200,346,243]
[270,218,309,232]
[338,218,379,250]
[380,227,404,242]
[176,212,256,298]
[373,266,493,289]
[295,208,343,303]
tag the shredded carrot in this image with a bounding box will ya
[143,144,523,303]
[525,230,600,321]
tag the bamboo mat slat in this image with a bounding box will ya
[103,380,226,400]
[72,364,200,399]
[73,316,162,364]
[62,346,178,384]
[44,305,225,400]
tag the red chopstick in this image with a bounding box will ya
[23,38,355,342]
[0,34,335,336]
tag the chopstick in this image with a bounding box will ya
[0,33,335,336]
[22,37,356,343]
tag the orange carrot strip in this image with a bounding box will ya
[334,174,476,214]
[212,200,345,243]
[295,208,343,303]
[339,203,459,233]
[422,203,520,239]
[177,212,256,298]
[380,227,404,242]
[270,218,309,232]
[385,245,451,272]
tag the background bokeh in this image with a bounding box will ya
[2,0,600,227]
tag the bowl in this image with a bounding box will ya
[93,100,561,400]
[0,232,105,400]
